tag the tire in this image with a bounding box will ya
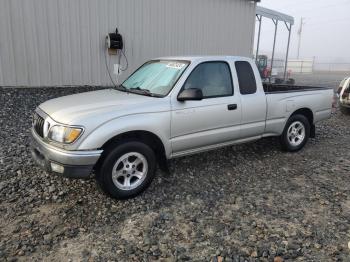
[96,141,157,199]
[280,114,310,152]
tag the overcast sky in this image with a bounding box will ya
[256,0,350,63]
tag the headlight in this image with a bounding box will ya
[48,125,83,144]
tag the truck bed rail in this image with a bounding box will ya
[263,83,333,94]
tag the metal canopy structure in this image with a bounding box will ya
[255,6,295,80]
[256,6,294,25]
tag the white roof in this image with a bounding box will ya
[256,6,294,25]
[156,55,253,62]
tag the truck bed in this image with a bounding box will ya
[263,83,333,94]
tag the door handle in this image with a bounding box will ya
[227,104,238,111]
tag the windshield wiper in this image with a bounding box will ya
[115,84,128,92]
[129,87,160,97]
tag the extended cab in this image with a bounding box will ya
[31,56,333,199]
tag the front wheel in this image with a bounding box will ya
[280,114,310,152]
[96,141,157,199]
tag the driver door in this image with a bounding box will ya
[170,61,242,155]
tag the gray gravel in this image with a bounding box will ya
[1,86,350,261]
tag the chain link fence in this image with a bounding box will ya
[270,59,350,78]
[314,63,350,72]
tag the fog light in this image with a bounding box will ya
[51,162,64,174]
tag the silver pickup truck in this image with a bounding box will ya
[31,56,333,199]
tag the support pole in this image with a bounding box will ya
[270,19,278,81]
[283,22,292,81]
[297,18,305,59]
[255,15,262,62]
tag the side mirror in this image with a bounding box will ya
[177,88,203,101]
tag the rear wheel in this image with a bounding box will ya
[96,141,157,199]
[280,114,310,152]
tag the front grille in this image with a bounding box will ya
[33,113,45,138]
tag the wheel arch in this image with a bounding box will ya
[94,130,168,173]
[290,108,314,125]
[289,108,315,138]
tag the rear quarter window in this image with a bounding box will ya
[235,61,257,95]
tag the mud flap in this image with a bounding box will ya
[310,124,316,138]
[158,155,170,175]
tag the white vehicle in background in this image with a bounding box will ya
[337,77,350,114]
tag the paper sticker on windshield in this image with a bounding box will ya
[166,62,186,70]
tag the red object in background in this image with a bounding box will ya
[263,67,271,78]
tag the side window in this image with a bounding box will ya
[235,61,257,95]
[183,62,233,98]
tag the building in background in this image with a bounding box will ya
[0,0,259,87]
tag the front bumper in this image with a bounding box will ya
[30,129,103,178]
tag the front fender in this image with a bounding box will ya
[77,112,171,157]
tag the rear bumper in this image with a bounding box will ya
[30,129,103,178]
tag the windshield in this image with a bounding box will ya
[122,60,190,97]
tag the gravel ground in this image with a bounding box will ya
[1,86,350,262]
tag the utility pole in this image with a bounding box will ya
[297,17,305,59]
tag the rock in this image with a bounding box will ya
[81,249,90,258]
[274,257,284,262]
[43,234,52,244]
[314,243,322,249]
[143,236,151,246]
[262,250,269,258]
[250,250,258,258]
[48,185,56,193]
[288,241,300,250]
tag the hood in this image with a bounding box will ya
[39,89,169,125]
